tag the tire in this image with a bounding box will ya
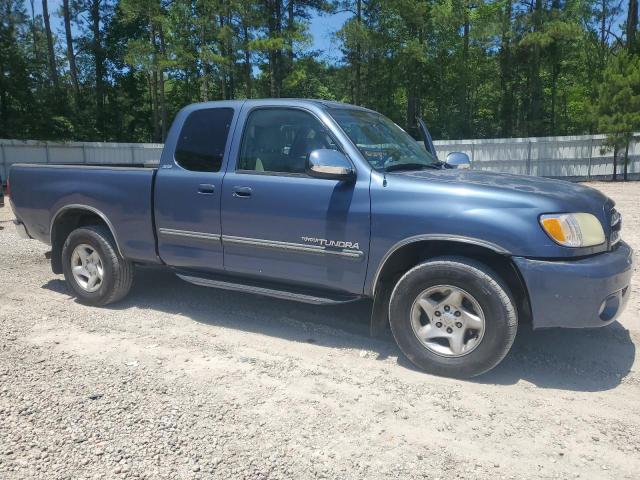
[61,225,134,306]
[388,256,517,378]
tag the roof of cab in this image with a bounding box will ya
[183,98,374,113]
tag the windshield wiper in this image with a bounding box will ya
[384,162,441,172]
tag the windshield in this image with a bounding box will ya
[328,108,439,171]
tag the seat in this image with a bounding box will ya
[250,126,287,172]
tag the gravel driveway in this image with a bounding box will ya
[1,181,639,480]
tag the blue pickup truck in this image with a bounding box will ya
[9,99,634,377]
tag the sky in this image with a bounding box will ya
[307,10,351,62]
[31,1,351,65]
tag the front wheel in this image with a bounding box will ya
[61,225,134,306]
[389,256,517,378]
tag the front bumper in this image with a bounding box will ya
[514,241,634,328]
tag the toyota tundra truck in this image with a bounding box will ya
[9,99,634,378]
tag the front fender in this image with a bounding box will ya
[367,233,511,297]
[364,170,610,296]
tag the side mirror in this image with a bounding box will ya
[306,149,355,181]
[445,152,471,169]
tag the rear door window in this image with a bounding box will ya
[175,108,234,172]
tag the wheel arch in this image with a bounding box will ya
[369,236,531,337]
[49,205,122,274]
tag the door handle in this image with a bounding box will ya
[233,186,252,198]
[198,184,215,195]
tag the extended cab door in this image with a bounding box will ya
[220,105,371,295]
[154,104,239,271]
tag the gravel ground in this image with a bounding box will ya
[1,181,639,480]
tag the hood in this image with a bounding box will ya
[395,168,612,216]
[377,168,615,258]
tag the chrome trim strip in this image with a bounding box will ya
[310,165,352,175]
[158,228,221,241]
[222,235,364,259]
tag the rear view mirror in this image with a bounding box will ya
[306,149,355,181]
[445,152,471,169]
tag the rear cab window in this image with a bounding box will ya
[174,108,234,172]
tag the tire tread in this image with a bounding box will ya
[62,225,133,306]
[389,255,517,378]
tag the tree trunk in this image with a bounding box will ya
[266,0,280,97]
[200,19,209,101]
[529,0,544,136]
[628,0,638,54]
[158,25,167,141]
[499,0,513,136]
[243,24,252,98]
[461,1,471,137]
[386,52,394,114]
[550,0,561,133]
[147,73,157,142]
[550,64,558,133]
[28,0,39,65]
[600,0,607,70]
[158,70,166,140]
[227,12,235,99]
[613,144,618,181]
[62,0,80,101]
[274,0,282,96]
[406,26,421,137]
[406,93,417,137]
[42,0,58,88]
[0,56,7,128]
[149,22,160,142]
[219,15,228,100]
[354,0,362,105]
[91,0,104,137]
[151,71,160,142]
[287,0,295,70]
[623,139,630,181]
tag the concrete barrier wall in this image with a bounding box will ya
[0,140,164,182]
[2,135,639,183]
[434,134,640,180]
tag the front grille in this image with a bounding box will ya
[610,208,622,246]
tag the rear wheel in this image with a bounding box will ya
[61,225,133,306]
[389,256,517,378]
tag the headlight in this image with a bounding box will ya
[539,213,605,247]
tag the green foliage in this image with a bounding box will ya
[595,51,640,178]
[597,52,640,144]
[0,0,638,143]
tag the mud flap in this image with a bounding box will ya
[370,281,392,337]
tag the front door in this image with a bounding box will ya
[155,106,237,271]
[221,106,370,295]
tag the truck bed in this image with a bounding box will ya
[10,163,160,265]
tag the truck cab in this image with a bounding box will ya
[9,99,634,378]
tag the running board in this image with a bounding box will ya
[176,273,362,305]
